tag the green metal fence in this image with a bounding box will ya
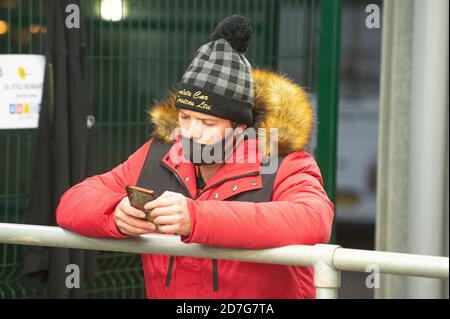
[0,0,47,299]
[0,0,331,298]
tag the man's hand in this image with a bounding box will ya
[144,191,192,236]
[114,196,156,236]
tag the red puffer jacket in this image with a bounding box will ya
[56,69,334,299]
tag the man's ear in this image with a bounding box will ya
[237,124,247,132]
[232,124,247,137]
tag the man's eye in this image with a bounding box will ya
[203,121,215,126]
[179,114,189,119]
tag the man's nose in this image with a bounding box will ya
[185,120,202,139]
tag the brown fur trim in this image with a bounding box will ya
[148,69,315,155]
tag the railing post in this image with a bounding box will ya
[313,244,341,299]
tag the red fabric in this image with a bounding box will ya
[56,138,334,299]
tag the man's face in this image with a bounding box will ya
[178,109,235,144]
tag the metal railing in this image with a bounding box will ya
[0,223,448,299]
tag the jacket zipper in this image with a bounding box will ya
[196,170,260,294]
[161,162,260,200]
[160,161,259,293]
[160,161,194,199]
[195,171,260,198]
[159,161,194,290]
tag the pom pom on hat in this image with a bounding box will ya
[211,15,252,53]
[176,15,254,126]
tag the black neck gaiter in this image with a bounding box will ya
[181,129,237,165]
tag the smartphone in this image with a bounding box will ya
[126,185,158,227]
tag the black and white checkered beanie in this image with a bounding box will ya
[175,15,254,126]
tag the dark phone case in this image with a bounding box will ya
[126,186,159,231]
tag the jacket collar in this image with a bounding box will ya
[160,136,264,198]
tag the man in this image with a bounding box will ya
[56,15,334,299]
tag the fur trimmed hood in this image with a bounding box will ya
[148,69,315,155]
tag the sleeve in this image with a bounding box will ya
[55,139,153,238]
[181,151,334,249]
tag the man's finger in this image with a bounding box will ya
[118,211,156,231]
[153,214,182,226]
[158,224,179,235]
[150,205,181,218]
[121,204,146,219]
[161,191,179,197]
[144,196,179,210]
[116,221,148,236]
